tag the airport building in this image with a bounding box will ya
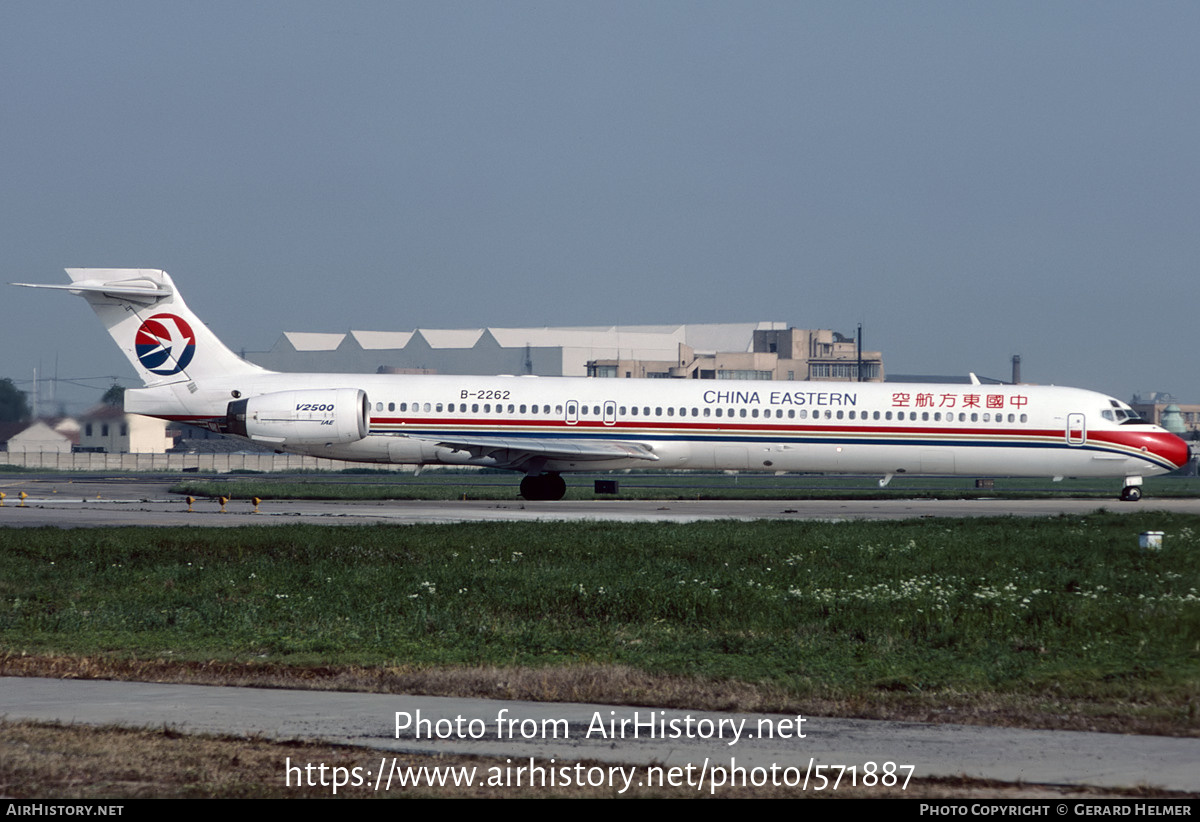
[76,404,174,454]
[246,323,885,382]
[1130,393,1200,439]
[0,420,72,454]
[586,327,883,381]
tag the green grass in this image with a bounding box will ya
[2,515,1198,713]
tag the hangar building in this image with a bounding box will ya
[245,322,885,382]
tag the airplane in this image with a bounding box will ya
[15,268,1190,501]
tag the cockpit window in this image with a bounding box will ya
[1103,400,1147,424]
[1111,407,1150,425]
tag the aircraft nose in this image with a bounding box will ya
[1151,431,1192,470]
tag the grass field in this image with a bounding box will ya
[3,514,1198,734]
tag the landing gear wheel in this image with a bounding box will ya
[1120,485,1142,502]
[520,473,567,501]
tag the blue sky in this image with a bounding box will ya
[3,1,1197,412]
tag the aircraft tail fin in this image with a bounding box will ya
[14,268,269,387]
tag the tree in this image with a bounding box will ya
[101,384,126,407]
[0,378,31,423]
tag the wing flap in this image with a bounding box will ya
[410,433,659,463]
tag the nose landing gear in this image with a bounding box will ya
[1120,477,1143,502]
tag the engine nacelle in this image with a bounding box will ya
[226,388,370,447]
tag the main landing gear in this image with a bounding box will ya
[520,472,566,501]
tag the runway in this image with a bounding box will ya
[3,677,1198,793]
[3,475,1200,526]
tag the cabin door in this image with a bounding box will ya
[1066,413,1086,446]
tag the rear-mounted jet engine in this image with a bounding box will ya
[226,388,369,447]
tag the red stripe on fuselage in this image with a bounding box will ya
[374,415,1067,441]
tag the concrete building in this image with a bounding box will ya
[247,323,884,382]
[587,328,884,381]
[77,405,174,454]
[1130,393,1200,439]
[0,420,73,454]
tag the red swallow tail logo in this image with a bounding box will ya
[135,313,196,375]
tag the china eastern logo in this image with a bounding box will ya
[135,313,196,375]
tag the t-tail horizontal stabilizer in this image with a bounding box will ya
[13,268,268,386]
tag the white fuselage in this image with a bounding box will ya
[23,268,1188,497]
[127,371,1188,481]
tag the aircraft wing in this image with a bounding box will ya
[407,433,659,466]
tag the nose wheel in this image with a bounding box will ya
[1120,485,1142,502]
[520,472,567,501]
